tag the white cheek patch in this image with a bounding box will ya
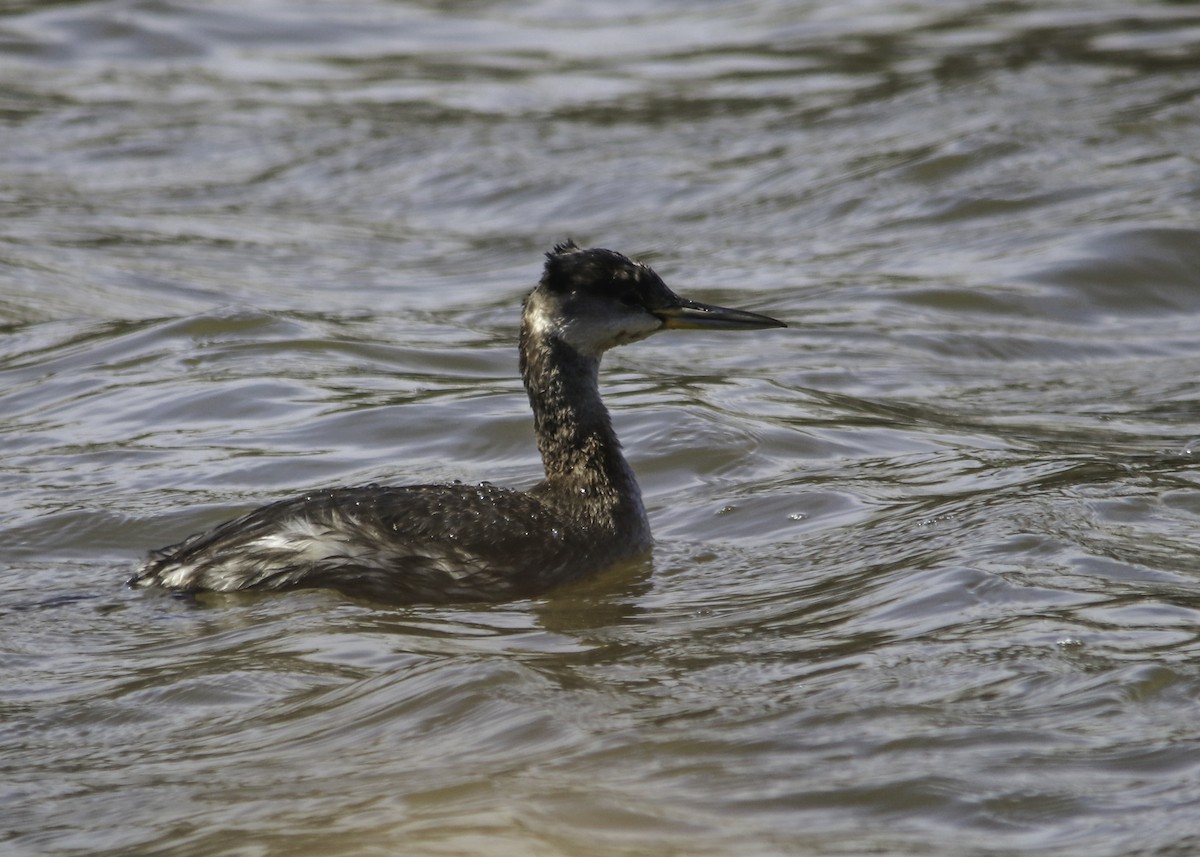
[529,293,662,357]
[611,316,663,345]
[562,315,660,356]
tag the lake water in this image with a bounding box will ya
[3,1,1200,854]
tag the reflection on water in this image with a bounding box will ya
[3,0,1200,854]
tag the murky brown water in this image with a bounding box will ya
[3,1,1200,855]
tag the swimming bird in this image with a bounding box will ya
[131,241,786,603]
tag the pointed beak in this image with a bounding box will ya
[653,297,787,331]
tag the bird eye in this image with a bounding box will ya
[618,290,640,307]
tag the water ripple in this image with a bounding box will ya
[4,0,1200,855]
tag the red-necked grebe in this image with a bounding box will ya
[131,241,786,603]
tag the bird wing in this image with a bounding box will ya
[134,484,581,603]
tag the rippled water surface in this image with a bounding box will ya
[4,1,1200,854]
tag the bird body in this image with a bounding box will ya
[138,482,639,603]
[131,242,784,603]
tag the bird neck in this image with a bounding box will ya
[518,321,646,529]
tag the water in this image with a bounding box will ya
[3,0,1200,854]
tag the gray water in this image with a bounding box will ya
[3,1,1200,854]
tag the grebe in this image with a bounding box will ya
[131,241,786,603]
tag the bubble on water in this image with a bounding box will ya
[1184,439,1200,456]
